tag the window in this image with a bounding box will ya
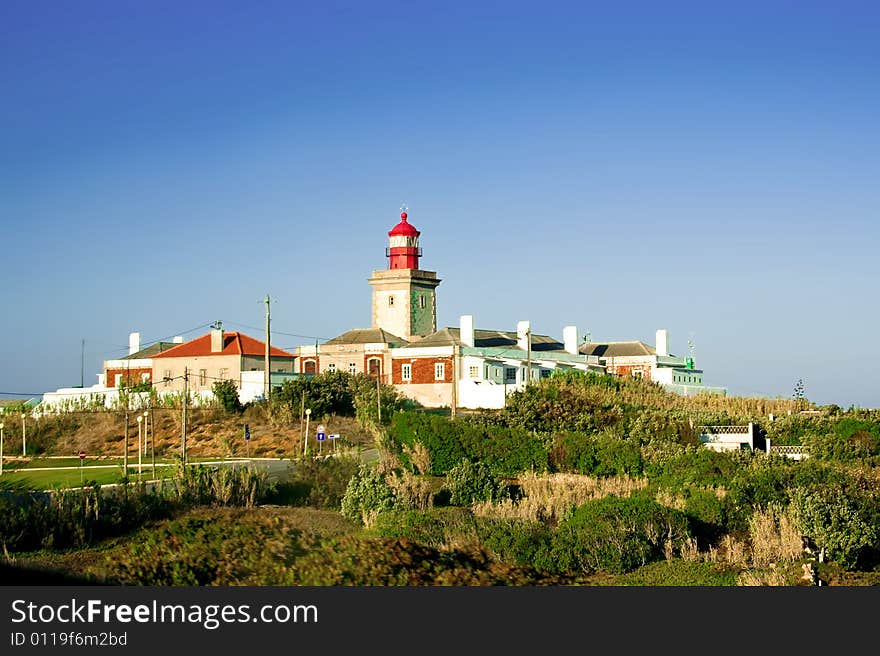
[434,363,445,380]
[218,368,228,380]
[349,362,357,375]
[114,374,122,387]
[505,367,517,383]
[199,369,207,386]
[368,358,382,378]
[164,370,172,387]
[469,366,479,378]
[402,363,412,381]
[419,295,426,309]
[541,369,551,378]
[327,363,336,373]
[304,360,317,374]
[632,370,643,379]
[388,295,395,307]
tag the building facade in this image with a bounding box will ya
[152,324,296,400]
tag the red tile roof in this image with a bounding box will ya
[151,332,295,359]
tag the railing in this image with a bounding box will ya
[700,425,751,435]
[769,444,811,455]
[386,247,423,257]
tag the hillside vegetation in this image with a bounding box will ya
[4,371,880,585]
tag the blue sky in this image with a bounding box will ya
[1,1,878,408]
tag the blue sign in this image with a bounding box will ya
[316,432,326,441]
[244,423,250,440]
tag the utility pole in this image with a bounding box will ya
[123,404,129,479]
[182,367,188,465]
[526,327,532,388]
[376,376,382,424]
[451,344,459,419]
[263,294,271,403]
[149,405,156,479]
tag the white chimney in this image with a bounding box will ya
[128,332,140,355]
[655,329,669,357]
[516,320,531,351]
[173,335,183,344]
[211,323,224,353]
[563,326,578,355]
[460,315,475,347]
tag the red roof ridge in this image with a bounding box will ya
[151,331,294,359]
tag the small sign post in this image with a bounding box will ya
[316,424,326,454]
[79,450,86,485]
[329,433,340,452]
[244,423,251,458]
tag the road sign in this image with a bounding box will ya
[317,432,326,441]
[79,450,86,460]
[317,424,325,433]
[244,423,250,440]
[328,433,339,439]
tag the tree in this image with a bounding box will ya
[793,379,805,402]
[212,379,243,414]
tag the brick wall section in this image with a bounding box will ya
[106,367,152,387]
[610,364,652,381]
[392,356,453,384]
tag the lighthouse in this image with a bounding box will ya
[368,207,441,340]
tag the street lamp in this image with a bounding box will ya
[21,412,26,457]
[143,411,149,456]
[303,408,311,457]
[136,415,143,481]
[0,421,5,476]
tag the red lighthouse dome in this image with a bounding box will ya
[386,209,422,269]
[388,211,420,237]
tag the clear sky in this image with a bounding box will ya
[2,1,878,408]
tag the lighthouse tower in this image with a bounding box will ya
[368,207,441,341]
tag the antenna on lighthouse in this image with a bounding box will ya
[400,201,409,214]
[688,333,696,358]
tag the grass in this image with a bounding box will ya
[1,465,178,489]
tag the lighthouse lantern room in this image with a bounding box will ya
[368,206,441,341]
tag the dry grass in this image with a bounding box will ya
[706,535,749,566]
[748,507,804,567]
[474,472,648,524]
[402,442,432,475]
[736,569,790,586]
[388,471,433,511]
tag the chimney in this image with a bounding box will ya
[516,320,531,351]
[563,326,578,355]
[173,336,183,344]
[128,332,140,355]
[211,322,224,353]
[460,315,475,347]
[655,329,669,357]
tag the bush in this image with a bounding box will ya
[212,379,243,414]
[340,464,397,526]
[550,496,691,575]
[387,412,548,476]
[287,455,360,510]
[790,486,878,570]
[445,460,503,506]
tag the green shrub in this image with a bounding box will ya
[790,486,878,570]
[445,460,502,506]
[373,507,478,547]
[286,455,359,510]
[551,496,691,575]
[340,464,396,525]
[212,379,243,413]
[387,412,548,476]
